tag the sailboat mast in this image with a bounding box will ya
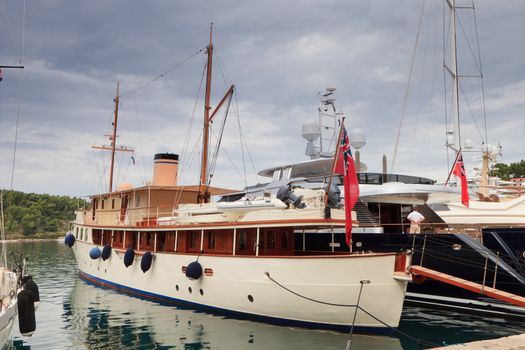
[199,24,214,204]
[449,0,461,151]
[109,82,120,193]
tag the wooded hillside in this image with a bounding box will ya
[1,190,88,237]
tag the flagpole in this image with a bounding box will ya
[445,148,462,186]
[324,116,346,206]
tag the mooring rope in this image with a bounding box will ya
[264,271,442,348]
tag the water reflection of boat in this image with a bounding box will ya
[66,278,403,349]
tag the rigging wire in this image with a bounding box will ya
[458,81,484,140]
[235,97,248,189]
[132,93,148,183]
[472,2,489,144]
[172,58,207,209]
[209,129,245,183]
[233,91,260,186]
[1,0,26,266]
[119,48,205,98]
[443,0,451,172]
[207,91,233,186]
[217,49,259,187]
[391,0,427,173]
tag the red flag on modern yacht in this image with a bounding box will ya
[452,152,469,207]
[337,123,360,246]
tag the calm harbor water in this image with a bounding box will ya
[6,241,525,349]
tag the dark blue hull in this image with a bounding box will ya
[298,229,525,318]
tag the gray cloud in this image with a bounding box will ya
[1,0,524,196]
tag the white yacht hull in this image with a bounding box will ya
[72,240,408,331]
[436,196,525,225]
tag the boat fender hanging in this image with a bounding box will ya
[140,252,153,273]
[18,288,36,336]
[89,247,101,259]
[276,186,306,209]
[124,247,135,267]
[21,276,40,303]
[185,261,203,280]
[64,233,75,247]
[101,245,112,261]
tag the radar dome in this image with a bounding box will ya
[302,121,320,142]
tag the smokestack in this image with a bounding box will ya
[152,153,179,186]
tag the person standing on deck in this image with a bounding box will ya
[407,206,425,234]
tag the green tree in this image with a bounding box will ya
[493,160,525,180]
[1,189,88,237]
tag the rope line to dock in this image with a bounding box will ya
[264,272,442,348]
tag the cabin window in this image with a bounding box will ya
[75,227,79,238]
[120,196,129,223]
[135,195,141,208]
[239,232,247,250]
[207,231,216,250]
[125,231,138,249]
[157,232,176,252]
[267,230,276,249]
[282,231,289,249]
[80,228,84,240]
[235,228,257,255]
[140,232,155,251]
[101,200,105,210]
[112,231,123,249]
[102,230,111,245]
[189,231,200,250]
[92,230,102,245]
[111,199,115,209]
[92,199,97,220]
[156,233,165,251]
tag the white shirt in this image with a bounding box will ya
[407,211,425,223]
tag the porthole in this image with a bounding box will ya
[199,289,204,296]
[247,295,254,302]
[188,287,192,294]
[452,244,462,251]
[176,285,179,291]
[522,251,525,259]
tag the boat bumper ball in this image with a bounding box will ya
[140,252,153,273]
[89,247,102,260]
[124,248,135,267]
[64,233,75,247]
[101,245,112,261]
[185,261,203,280]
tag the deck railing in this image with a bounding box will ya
[77,206,525,235]
[79,206,174,226]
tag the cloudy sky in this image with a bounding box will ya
[1,0,524,198]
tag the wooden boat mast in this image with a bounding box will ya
[199,24,214,204]
[109,83,120,193]
[92,82,134,193]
